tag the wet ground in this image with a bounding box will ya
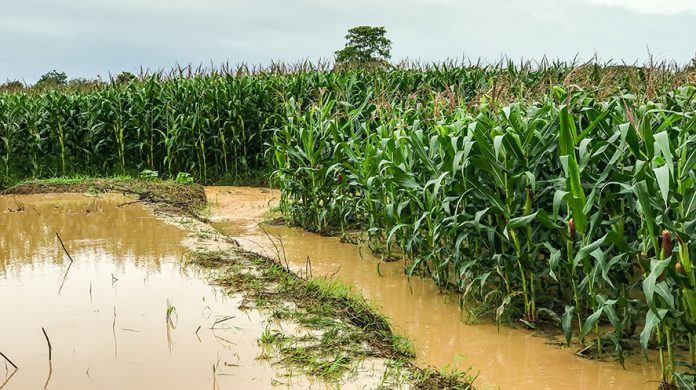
[206,186,664,390]
[0,194,293,389]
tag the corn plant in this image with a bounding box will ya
[271,84,696,388]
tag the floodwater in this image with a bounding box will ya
[0,193,308,389]
[207,186,665,390]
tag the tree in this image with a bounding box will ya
[115,71,136,84]
[35,70,68,88]
[335,26,391,67]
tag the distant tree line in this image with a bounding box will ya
[0,70,137,93]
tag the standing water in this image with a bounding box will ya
[0,193,313,389]
[207,186,664,390]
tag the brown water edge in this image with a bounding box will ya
[0,193,326,390]
[206,186,665,390]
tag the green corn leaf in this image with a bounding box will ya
[653,131,673,174]
[653,162,670,208]
[558,106,576,156]
[632,180,656,240]
[507,211,539,230]
[544,243,561,282]
[562,305,576,346]
[580,307,604,339]
[493,134,504,160]
[619,122,641,159]
[654,281,675,310]
[601,300,621,332]
[553,190,568,222]
[576,109,610,141]
[640,308,668,351]
[642,259,670,314]
[573,234,607,268]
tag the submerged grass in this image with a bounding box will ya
[189,250,473,389]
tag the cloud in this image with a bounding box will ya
[581,0,696,14]
[0,0,694,83]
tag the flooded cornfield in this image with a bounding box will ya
[0,193,393,389]
[207,186,665,390]
[2,52,695,389]
[0,185,679,389]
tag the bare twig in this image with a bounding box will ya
[57,233,75,295]
[0,352,17,370]
[41,327,52,361]
[43,361,52,390]
[210,316,235,329]
[257,223,284,268]
[328,265,342,279]
[276,234,289,271]
[57,261,74,295]
[0,366,18,390]
[55,233,74,263]
[11,196,25,212]
[305,256,313,279]
[257,224,293,275]
[112,307,117,358]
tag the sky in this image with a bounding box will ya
[1,0,695,83]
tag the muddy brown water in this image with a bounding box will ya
[207,186,664,390]
[0,193,327,389]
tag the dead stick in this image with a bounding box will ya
[55,233,74,263]
[0,352,17,370]
[0,368,18,390]
[56,233,75,295]
[42,327,52,361]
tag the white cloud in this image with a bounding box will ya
[582,0,696,14]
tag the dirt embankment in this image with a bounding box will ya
[3,179,207,219]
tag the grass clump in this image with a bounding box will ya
[188,250,473,389]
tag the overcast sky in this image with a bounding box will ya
[1,0,695,83]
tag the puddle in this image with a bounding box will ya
[0,194,293,389]
[207,186,664,390]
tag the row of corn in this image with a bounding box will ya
[1,61,692,185]
[271,85,696,388]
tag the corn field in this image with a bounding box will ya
[270,83,696,388]
[2,60,696,387]
[1,60,693,185]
